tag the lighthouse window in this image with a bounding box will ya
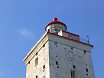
[36,52,38,55]
[71,47,73,50]
[43,65,45,69]
[28,61,30,64]
[71,70,75,78]
[84,50,86,55]
[86,68,88,72]
[35,57,38,66]
[43,44,45,47]
[71,60,73,61]
[57,66,59,68]
[36,75,38,78]
[56,61,58,65]
[73,65,76,69]
[86,74,88,75]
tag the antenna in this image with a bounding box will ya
[53,9,56,18]
[86,35,90,44]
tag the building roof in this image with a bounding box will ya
[45,18,67,30]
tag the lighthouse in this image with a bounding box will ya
[23,18,95,78]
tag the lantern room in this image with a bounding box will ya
[45,18,67,34]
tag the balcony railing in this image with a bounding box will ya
[80,37,90,44]
[58,30,91,45]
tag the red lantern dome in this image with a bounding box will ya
[45,18,67,33]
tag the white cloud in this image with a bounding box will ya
[18,28,35,39]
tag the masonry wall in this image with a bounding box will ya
[25,39,50,78]
[24,33,95,78]
[48,34,95,78]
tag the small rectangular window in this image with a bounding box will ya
[35,57,38,66]
[73,65,76,69]
[84,50,86,55]
[36,75,38,78]
[43,44,45,47]
[43,65,45,69]
[36,52,38,55]
[71,47,73,50]
[28,61,30,64]
[71,70,75,78]
[56,61,58,65]
[86,68,88,72]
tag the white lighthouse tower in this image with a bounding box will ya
[23,18,95,78]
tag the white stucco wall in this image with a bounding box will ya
[26,41,50,78]
[48,34,95,78]
[24,33,95,78]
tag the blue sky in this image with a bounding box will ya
[0,0,104,78]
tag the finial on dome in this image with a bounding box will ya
[53,18,59,22]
